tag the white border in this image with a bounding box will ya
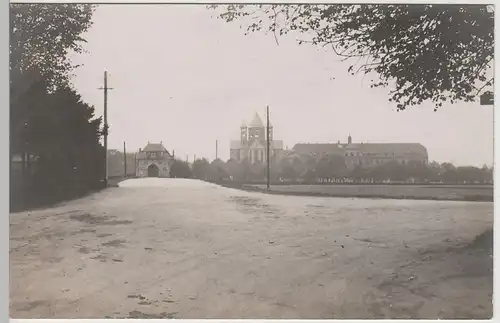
[3,0,9,322]
[6,0,497,322]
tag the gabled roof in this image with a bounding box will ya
[248,112,264,128]
[347,143,428,157]
[293,143,345,155]
[143,142,167,152]
[292,142,428,158]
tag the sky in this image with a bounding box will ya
[71,4,494,167]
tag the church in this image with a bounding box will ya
[229,112,284,164]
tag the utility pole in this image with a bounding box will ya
[134,151,137,178]
[98,70,113,186]
[215,140,218,160]
[123,141,127,178]
[266,105,270,190]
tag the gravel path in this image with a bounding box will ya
[10,178,493,319]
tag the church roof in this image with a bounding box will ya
[292,142,428,158]
[143,142,168,152]
[248,112,264,127]
[293,143,345,155]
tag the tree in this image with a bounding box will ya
[278,158,298,180]
[249,162,266,181]
[238,158,253,182]
[315,154,347,179]
[10,3,97,172]
[27,86,104,200]
[225,158,241,180]
[210,159,228,181]
[170,159,193,178]
[10,4,95,91]
[9,4,102,211]
[210,4,494,110]
[192,158,211,180]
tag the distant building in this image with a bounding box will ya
[135,142,174,178]
[229,112,284,164]
[292,134,428,170]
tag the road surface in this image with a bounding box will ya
[10,178,493,319]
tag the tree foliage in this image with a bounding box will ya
[192,158,211,180]
[10,4,101,211]
[10,4,95,91]
[191,155,493,185]
[171,159,193,178]
[316,154,347,178]
[209,4,494,110]
[16,84,105,204]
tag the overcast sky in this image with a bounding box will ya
[71,4,494,167]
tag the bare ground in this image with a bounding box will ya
[9,179,493,319]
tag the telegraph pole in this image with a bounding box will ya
[134,151,137,177]
[98,70,113,186]
[215,140,218,160]
[266,105,270,190]
[123,141,127,178]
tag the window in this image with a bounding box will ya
[150,153,156,158]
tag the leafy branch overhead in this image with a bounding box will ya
[10,4,95,90]
[209,4,494,110]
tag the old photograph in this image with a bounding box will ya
[9,3,494,319]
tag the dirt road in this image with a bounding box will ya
[9,178,493,319]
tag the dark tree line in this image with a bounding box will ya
[170,159,193,178]
[188,155,493,185]
[10,4,102,211]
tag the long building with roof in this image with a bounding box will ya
[230,112,284,164]
[291,134,428,170]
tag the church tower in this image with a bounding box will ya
[248,112,265,143]
[348,134,352,144]
[240,122,248,145]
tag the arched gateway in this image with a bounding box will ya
[135,142,174,178]
[147,164,159,177]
